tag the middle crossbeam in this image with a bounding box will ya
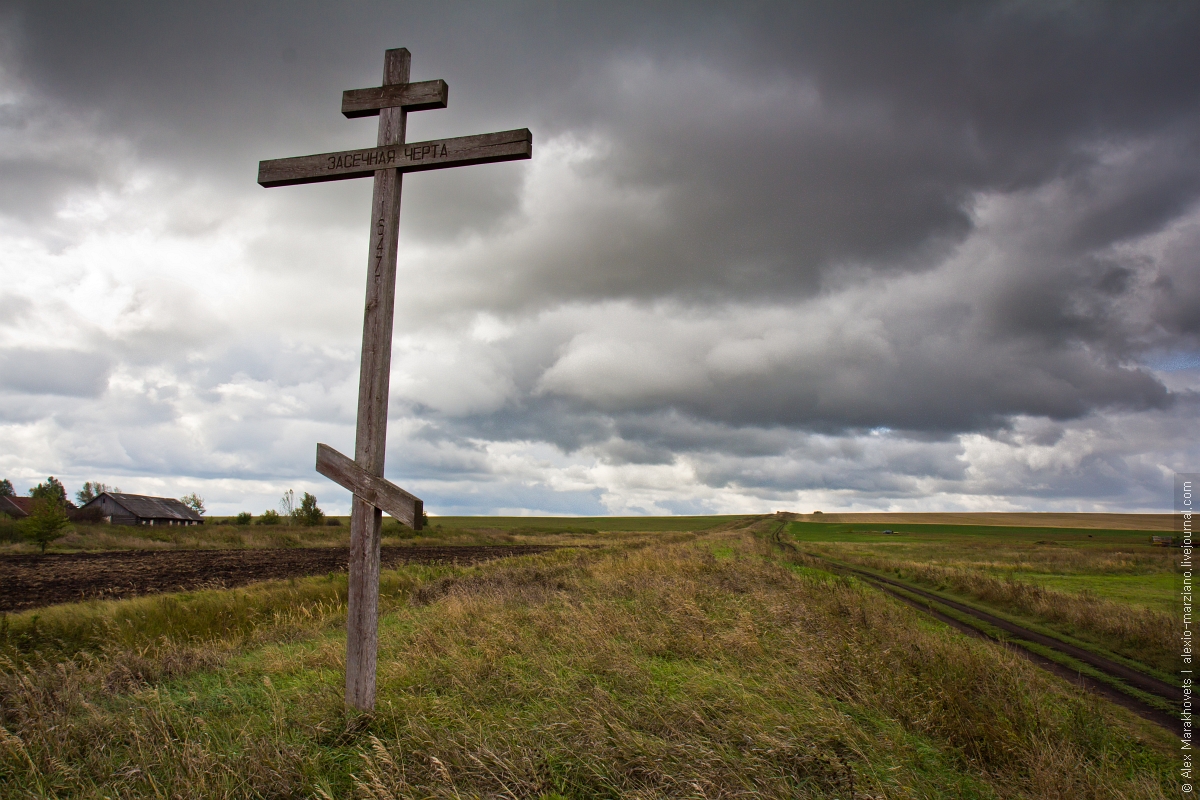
[257,128,532,187]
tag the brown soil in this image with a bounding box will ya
[0,545,556,613]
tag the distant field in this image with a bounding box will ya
[0,515,748,555]
[785,519,1175,608]
[783,511,1175,530]
[785,518,1177,677]
[785,519,1167,546]
[429,514,742,532]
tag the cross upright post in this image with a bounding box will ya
[257,48,532,711]
[345,46,408,713]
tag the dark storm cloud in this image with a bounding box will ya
[0,158,100,223]
[11,3,1199,282]
[504,2,1200,304]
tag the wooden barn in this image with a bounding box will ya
[80,492,204,526]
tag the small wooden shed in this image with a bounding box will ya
[80,492,204,526]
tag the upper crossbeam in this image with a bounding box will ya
[341,79,449,118]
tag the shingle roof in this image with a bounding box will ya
[0,496,33,517]
[97,493,204,522]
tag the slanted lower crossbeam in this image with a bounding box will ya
[316,443,422,530]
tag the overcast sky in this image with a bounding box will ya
[0,2,1197,516]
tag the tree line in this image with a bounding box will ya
[1,477,333,552]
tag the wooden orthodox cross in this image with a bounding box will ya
[258,48,531,711]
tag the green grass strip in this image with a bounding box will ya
[805,552,1176,687]
[876,581,1177,716]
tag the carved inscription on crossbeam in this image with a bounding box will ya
[258,129,532,187]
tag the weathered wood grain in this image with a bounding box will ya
[316,443,424,529]
[257,128,532,187]
[344,45,410,714]
[341,78,448,117]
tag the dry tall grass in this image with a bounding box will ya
[805,547,1176,674]
[0,530,1175,798]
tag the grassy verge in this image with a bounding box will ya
[861,574,1178,715]
[793,549,1177,683]
[787,520,1176,673]
[813,549,1174,676]
[0,528,1177,798]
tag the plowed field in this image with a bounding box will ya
[0,545,555,612]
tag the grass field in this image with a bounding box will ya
[0,515,1179,798]
[788,512,1175,530]
[785,519,1178,677]
[0,515,742,555]
[0,517,363,554]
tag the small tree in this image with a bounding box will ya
[181,493,206,516]
[29,477,67,506]
[235,512,252,525]
[0,479,13,497]
[23,497,70,553]
[279,489,296,519]
[296,492,325,526]
[255,509,282,525]
[77,481,118,505]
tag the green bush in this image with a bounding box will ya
[383,520,416,540]
[295,492,324,526]
[22,497,70,553]
[235,512,252,525]
[0,515,21,543]
[254,509,282,526]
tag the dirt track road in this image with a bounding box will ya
[0,545,555,613]
[805,551,1182,735]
